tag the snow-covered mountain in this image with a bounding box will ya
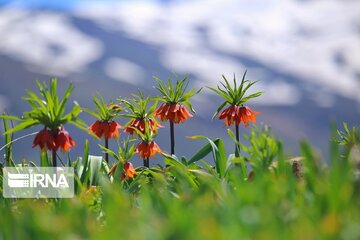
[0,0,359,164]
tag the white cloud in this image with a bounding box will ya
[256,81,301,106]
[0,7,103,77]
[206,0,360,102]
[75,0,360,106]
[104,58,145,84]
[1,1,358,107]
[162,47,245,86]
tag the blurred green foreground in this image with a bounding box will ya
[1,124,360,240]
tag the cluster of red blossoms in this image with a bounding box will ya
[154,103,193,124]
[131,102,194,159]
[124,118,162,135]
[219,105,260,127]
[32,127,75,152]
[134,141,162,159]
[123,118,163,159]
[88,120,122,139]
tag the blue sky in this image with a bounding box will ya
[0,0,120,10]
[0,0,178,10]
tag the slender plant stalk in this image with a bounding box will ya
[105,138,109,163]
[52,149,57,167]
[170,121,175,155]
[2,118,13,166]
[235,123,240,157]
[143,157,149,168]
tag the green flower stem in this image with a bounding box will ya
[105,138,109,163]
[235,123,240,157]
[170,121,175,155]
[143,157,149,168]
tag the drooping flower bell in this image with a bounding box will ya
[124,118,162,135]
[32,128,56,151]
[89,120,122,139]
[218,105,240,126]
[85,95,123,139]
[121,162,136,180]
[135,141,162,159]
[54,127,76,152]
[32,127,76,152]
[238,106,260,126]
[154,103,193,124]
[219,105,260,127]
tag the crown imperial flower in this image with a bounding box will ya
[135,141,162,159]
[208,71,263,127]
[153,74,201,124]
[120,91,162,137]
[219,105,260,127]
[1,78,84,166]
[32,128,56,151]
[154,103,193,124]
[124,118,162,135]
[121,162,136,180]
[32,126,75,152]
[89,120,122,140]
[153,73,201,155]
[54,127,76,152]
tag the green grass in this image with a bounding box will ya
[1,124,360,240]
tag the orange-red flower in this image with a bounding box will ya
[54,127,76,152]
[121,162,136,180]
[154,103,193,124]
[219,105,239,126]
[239,106,260,126]
[219,105,260,126]
[32,128,56,151]
[135,141,162,158]
[32,127,75,152]
[89,120,122,139]
[124,118,163,135]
